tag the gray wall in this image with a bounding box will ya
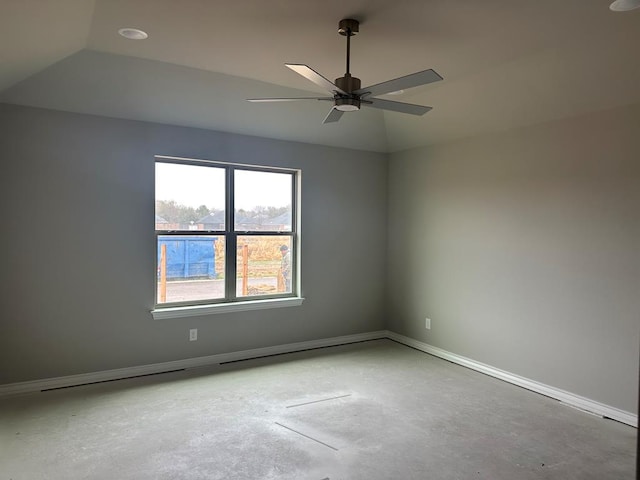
[388,103,640,414]
[1,100,637,417]
[0,103,388,384]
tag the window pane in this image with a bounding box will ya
[155,162,225,231]
[157,235,225,303]
[234,170,292,232]
[236,236,292,297]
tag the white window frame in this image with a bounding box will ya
[151,156,303,320]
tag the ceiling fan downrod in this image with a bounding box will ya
[338,18,358,76]
[335,19,361,110]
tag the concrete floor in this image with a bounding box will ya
[0,340,636,479]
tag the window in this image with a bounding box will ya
[153,157,300,316]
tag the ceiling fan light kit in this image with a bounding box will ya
[335,97,360,112]
[248,19,443,124]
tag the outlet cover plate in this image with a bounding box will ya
[189,328,198,341]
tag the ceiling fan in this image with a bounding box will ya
[247,19,443,124]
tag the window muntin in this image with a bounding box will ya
[155,159,297,308]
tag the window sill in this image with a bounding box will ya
[151,297,304,320]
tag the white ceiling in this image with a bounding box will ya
[1,0,639,152]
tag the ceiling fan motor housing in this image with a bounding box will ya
[335,74,361,93]
[334,75,362,111]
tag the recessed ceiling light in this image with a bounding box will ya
[610,0,640,11]
[387,90,405,96]
[118,28,148,40]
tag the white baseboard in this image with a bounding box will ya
[2,329,636,429]
[0,331,388,397]
[385,330,638,428]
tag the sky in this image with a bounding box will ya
[156,163,292,210]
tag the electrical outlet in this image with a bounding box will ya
[189,328,198,341]
[425,318,431,330]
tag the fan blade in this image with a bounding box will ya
[354,69,443,97]
[363,98,432,116]
[247,97,334,102]
[286,64,347,95]
[322,107,344,124]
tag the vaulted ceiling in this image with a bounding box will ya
[1,0,639,152]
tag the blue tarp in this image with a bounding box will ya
[158,236,217,279]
